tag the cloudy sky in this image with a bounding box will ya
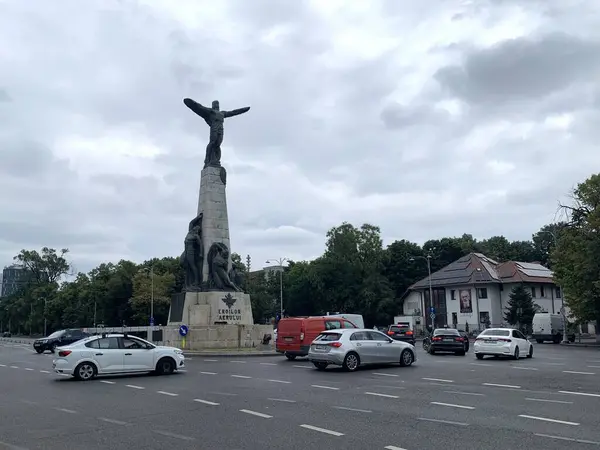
[1,0,599,274]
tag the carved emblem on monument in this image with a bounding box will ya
[222,293,237,309]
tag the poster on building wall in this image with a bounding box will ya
[459,289,473,313]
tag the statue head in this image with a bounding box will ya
[212,100,220,111]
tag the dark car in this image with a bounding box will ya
[429,328,466,356]
[2,331,11,337]
[457,329,470,352]
[387,325,416,346]
[33,329,89,354]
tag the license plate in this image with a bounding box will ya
[284,337,293,342]
[443,338,453,342]
[485,339,497,344]
[315,345,327,350]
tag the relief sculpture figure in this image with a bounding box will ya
[180,213,203,291]
[206,242,240,292]
[183,98,250,168]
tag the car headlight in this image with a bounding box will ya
[174,349,184,355]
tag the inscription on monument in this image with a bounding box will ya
[217,308,242,321]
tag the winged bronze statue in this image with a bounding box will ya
[183,98,250,168]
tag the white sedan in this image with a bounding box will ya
[474,328,533,360]
[53,333,185,380]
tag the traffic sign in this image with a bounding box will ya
[179,325,188,337]
[430,313,436,320]
[429,307,435,313]
[150,317,154,326]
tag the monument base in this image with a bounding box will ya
[168,291,254,326]
[162,324,274,350]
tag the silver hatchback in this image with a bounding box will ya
[307,328,416,371]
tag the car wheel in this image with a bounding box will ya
[156,357,175,375]
[513,346,520,360]
[400,349,414,367]
[313,362,328,371]
[475,353,484,360]
[527,345,533,359]
[428,348,435,355]
[35,348,43,354]
[342,352,360,372]
[74,362,97,381]
[285,353,296,361]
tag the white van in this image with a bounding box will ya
[532,313,564,343]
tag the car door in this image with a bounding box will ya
[368,331,396,363]
[85,337,123,373]
[349,331,376,364]
[513,330,530,353]
[120,337,155,371]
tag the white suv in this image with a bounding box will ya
[52,333,185,380]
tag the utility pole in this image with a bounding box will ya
[410,252,434,330]
[266,258,288,319]
[43,298,47,337]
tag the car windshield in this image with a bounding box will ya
[47,330,65,338]
[480,329,510,336]
[433,328,459,336]
[315,333,342,342]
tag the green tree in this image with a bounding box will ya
[532,222,568,268]
[504,285,537,333]
[383,239,426,301]
[129,268,176,326]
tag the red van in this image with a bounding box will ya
[276,316,358,360]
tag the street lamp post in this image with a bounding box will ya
[541,230,569,344]
[43,298,47,337]
[410,254,433,330]
[266,258,288,319]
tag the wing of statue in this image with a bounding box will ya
[188,213,203,231]
[183,98,212,126]
[223,106,250,118]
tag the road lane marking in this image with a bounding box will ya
[293,365,311,369]
[512,367,538,371]
[230,360,247,363]
[535,434,600,445]
[99,380,115,384]
[260,362,277,366]
[39,370,50,374]
[0,364,5,367]
[422,377,453,383]
[372,372,399,377]
[153,430,195,441]
[444,391,485,397]
[240,409,272,419]
[231,375,251,379]
[559,390,600,398]
[311,385,339,390]
[587,360,600,363]
[587,366,600,369]
[157,391,178,397]
[563,370,595,375]
[98,417,129,425]
[299,424,344,436]
[268,398,296,403]
[418,417,468,426]
[365,392,399,399]
[54,408,77,414]
[24,368,34,371]
[125,385,144,390]
[542,362,565,366]
[483,383,521,389]
[431,402,475,410]
[385,446,407,450]
[519,415,579,426]
[0,439,29,450]
[200,371,217,375]
[332,406,372,413]
[525,398,573,404]
[210,392,237,396]
[470,363,492,367]
[267,379,291,384]
[10,366,18,369]
[204,359,218,362]
[194,399,219,406]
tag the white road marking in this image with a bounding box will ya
[483,383,521,389]
[542,362,566,366]
[563,370,595,375]
[422,377,453,383]
[431,402,475,410]
[125,385,144,390]
[24,368,34,371]
[153,430,195,441]
[444,391,485,397]
[210,392,237,396]
[372,372,399,377]
[240,409,272,419]
[230,360,247,364]
[231,375,251,379]
[525,398,573,404]
[299,424,344,436]
[200,371,217,375]
[39,370,50,374]
[194,399,220,406]
[535,434,600,445]
[559,390,600,398]
[54,408,77,414]
[365,392,399,399]
[157,390,178,397]
[267,379,291,384]
[98,417,129,425]
[385,446,407,450]
[204,359,218,362]
[417,417,468,426]
[100,380,115,384]
[260,362,277,366]
[587,360,600,363]
[268,398,296,403]
[10,366,18,369]
[470,363,492,367]
[293,365,311,369]
[311,385,339,390]
[513,366,538,371]
[333,406,372,413]
[519,415,579,426]
[0,364,5,367]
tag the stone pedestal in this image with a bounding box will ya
[168,291,254,326]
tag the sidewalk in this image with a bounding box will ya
[183,349,279,357]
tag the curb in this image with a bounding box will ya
[560,342,600,348]
[183,351,279,357]
[0,338,34,345]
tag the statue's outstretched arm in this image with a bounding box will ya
[184,98,211,123]
[223,106,250,118]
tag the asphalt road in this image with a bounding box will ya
[1,341,600,450]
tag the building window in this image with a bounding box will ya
[477,288,488,299]
[531,287,536,298]
[556,287,562,298]
[540,286,545,297]
[450,290,456,300]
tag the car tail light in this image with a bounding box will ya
[329,342,342,348]
[475,338,482,342]
[387,331,394,335]
[455,337,464,342]
[406,331,413,335]
[58,350,72,357]
[498,338,512,342]
[432,337,442,341]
